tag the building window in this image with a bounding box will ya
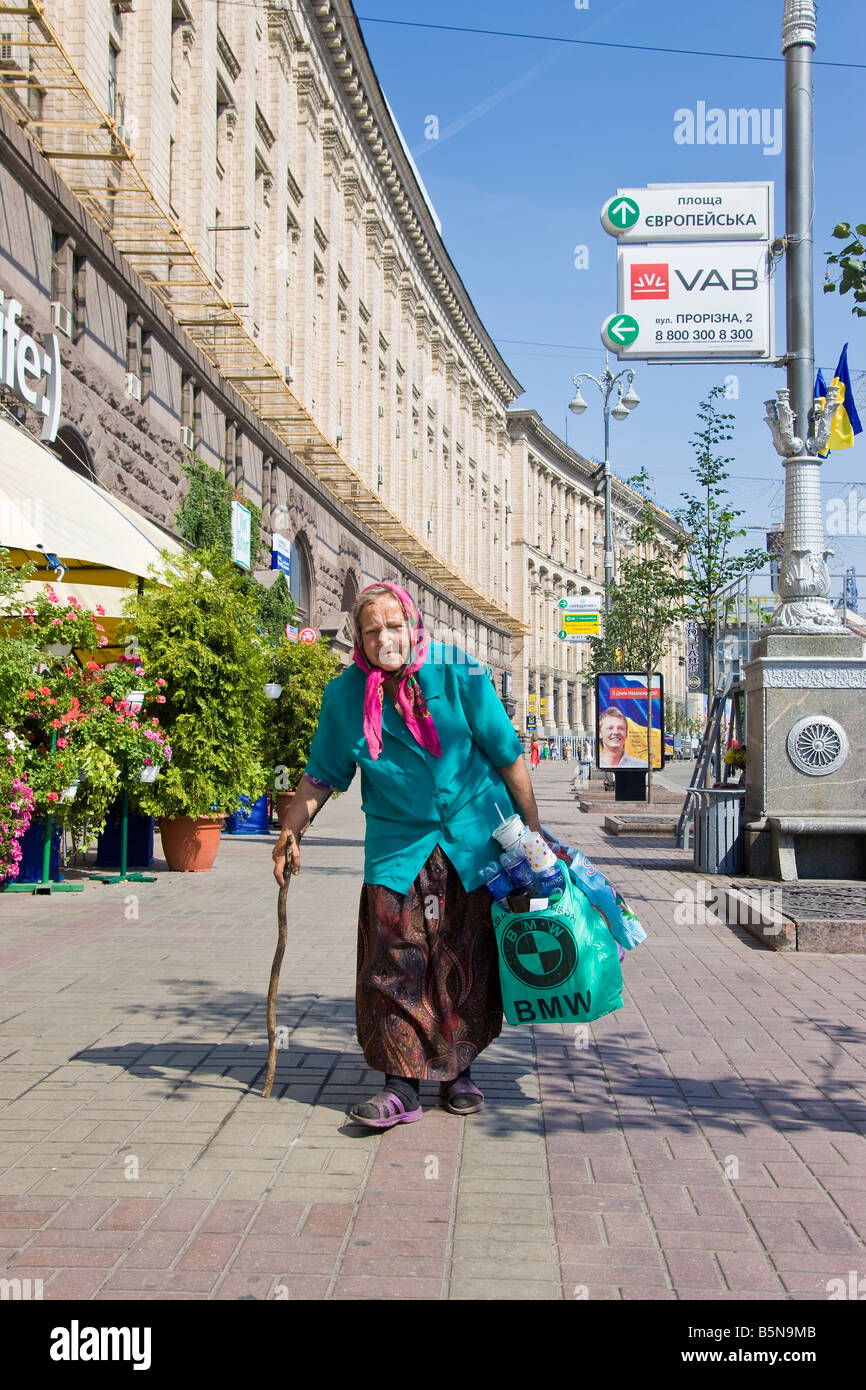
[51,231,73,312]
[108,40,119,119]
[72,252,85,342]
[289,538,312,625]
[180,374,197,449]
[125,313,143,399]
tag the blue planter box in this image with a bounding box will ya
[8,820,62,883]
[223,793,269,835]
[96,805,155,868]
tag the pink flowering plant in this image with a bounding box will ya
[0,730,35,882]
[22,587,99,653]
[87,659,173,803]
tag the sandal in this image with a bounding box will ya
[439,1076,485,1115]
[348,1090,423,1130]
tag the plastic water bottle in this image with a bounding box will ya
[534,861,566,901]
[499,844,536,891]
[480,861,513,901]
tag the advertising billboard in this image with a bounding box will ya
[596,673,664,771]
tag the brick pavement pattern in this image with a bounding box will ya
[1,763,865,1300]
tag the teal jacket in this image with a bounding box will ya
[304,642,525,894]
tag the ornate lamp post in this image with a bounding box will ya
[763,0,843,633]
[569,362,640,611]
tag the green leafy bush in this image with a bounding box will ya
[123,549,270,818]
[263,638,343,792]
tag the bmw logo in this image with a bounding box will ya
[501,917,578,989]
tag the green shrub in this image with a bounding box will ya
[122,549,270,818]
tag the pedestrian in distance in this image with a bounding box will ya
[530,737,541,770]
[272,581,547,1130]
[540,742,549,760]
[550,744,560,761]
[562,742,572,763]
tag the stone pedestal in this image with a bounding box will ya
[744,633,866,879]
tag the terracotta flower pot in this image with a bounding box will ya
[158,816,224,872]
[275,792,295,826]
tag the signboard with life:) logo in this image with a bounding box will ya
[600,182,774,363]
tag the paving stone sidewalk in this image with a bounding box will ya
[0,762,864,1301]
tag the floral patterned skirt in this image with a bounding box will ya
[356,844,503,1082]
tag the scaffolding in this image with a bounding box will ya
[0,2,527,636]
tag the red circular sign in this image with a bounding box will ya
[298,627,317,644]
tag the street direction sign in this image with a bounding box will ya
[558,595,603,611]
[558,610,602,640]
[558,634,592,643]
[606,241,773,361]
[601,182,772,243]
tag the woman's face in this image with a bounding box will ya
[359,595,411,673]
[600,713,628,751]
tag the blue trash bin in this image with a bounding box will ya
[11,820,62,882]
[96,805,155,868]
[223,793,269,835]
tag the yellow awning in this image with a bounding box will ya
[0,416,186,587]
[0,416,187,659]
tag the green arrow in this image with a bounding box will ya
[609,314,639,344]
[558,629,568,640]
[601,313,640,351]
[608,196,639,228]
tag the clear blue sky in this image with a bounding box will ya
[355,1,866,595]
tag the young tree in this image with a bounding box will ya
[675,388,767,698]
[588,468,690,803]
[823,220,866,317]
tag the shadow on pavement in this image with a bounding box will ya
[66,980,866,1138]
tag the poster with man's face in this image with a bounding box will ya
[595,673,664,771]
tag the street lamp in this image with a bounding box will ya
[569,362,639,611]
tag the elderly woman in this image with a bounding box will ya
[272,581,544,1130]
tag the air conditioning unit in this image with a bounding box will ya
[117,124,134,148]
[412,448,418,459]
[50,301,72,338]
[426,520,433,534]
[125,372,142,402]
[378,405,384,417]
[179,425,195,450]
[395,420,400,438]
[377,467,384,489]
[283,364,293,382]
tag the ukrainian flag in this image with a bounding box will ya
[817,344,863,452]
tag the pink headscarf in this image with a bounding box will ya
[353,582,442,761]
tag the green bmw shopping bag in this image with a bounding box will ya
[490,869,623,1026]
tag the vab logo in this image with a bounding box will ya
[630,263,669,299]
[501,917,578,990]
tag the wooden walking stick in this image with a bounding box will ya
[262,835,293,1098]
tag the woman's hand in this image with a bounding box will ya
[272,827,300,885]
